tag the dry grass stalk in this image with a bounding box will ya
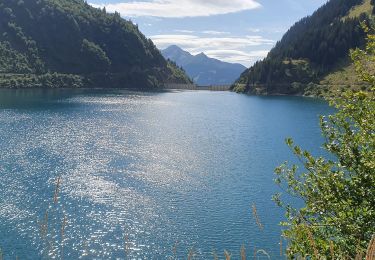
[304,224,319,259]
[253,246,256,259]
[366,235,375,260]
[53,176,61,204]
[39,210,49,238]
[212,249,219,260]
[61,214,67,260]
[44,210,49,233]
[187,248,194,260]
[251,204,263,230]
[34,175,67,259]
[241,245,246,260]
[224,250,231,260]
[356,252,364,260]
[355,240,366,260]
[280,236,283,257]
[172,240,178,259]
[124,234,130,258]
[329,240,335,260]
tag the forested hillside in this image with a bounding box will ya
[234,0,374,96]
[0,0,191,88]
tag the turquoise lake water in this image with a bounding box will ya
[0,89,333,259]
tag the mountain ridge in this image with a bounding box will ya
[0,0,191,89]
[162,45,246,86]
[234,0,374,96]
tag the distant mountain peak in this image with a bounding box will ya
[0,0,191,88]
[161,45,247,86]
[196,52,208,58]
[164,45,183,51]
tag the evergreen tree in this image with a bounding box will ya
[0,0,190,88]
[235,0,372,95]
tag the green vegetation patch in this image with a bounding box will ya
[343,0,373,20]
[0,0,191,89]
[274,23,375,258]
[0,73,84,88]
[235,0,372,96]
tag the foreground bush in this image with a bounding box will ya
[274,23,375,259]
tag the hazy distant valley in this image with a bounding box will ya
[162,45,246,86]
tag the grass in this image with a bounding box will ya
[366,235,375,260]
[2,176,374,259]
[320,59,363,86]
[232,83,247,93]
[311,59,371,97]
[303,57,374,98]
[33,178,276,259]
[282,59,309,66]
[33,175,68,259]
[343,0,373,20]
[251,203,264,230]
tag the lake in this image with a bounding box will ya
[0,89,333,259]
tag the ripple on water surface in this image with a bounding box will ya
[0,89,332,259]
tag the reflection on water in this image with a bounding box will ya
[0,89,332,259]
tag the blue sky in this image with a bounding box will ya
[89,0,328,67]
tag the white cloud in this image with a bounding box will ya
[247,28,261,33]
[247,27,288,33]
[201,30,230,35]
[173,30,230,35]
[150,34,273,66]
[90,0,261,18]
[151,34,274,51]
[205,49,269,65]
[174,29,195,34]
